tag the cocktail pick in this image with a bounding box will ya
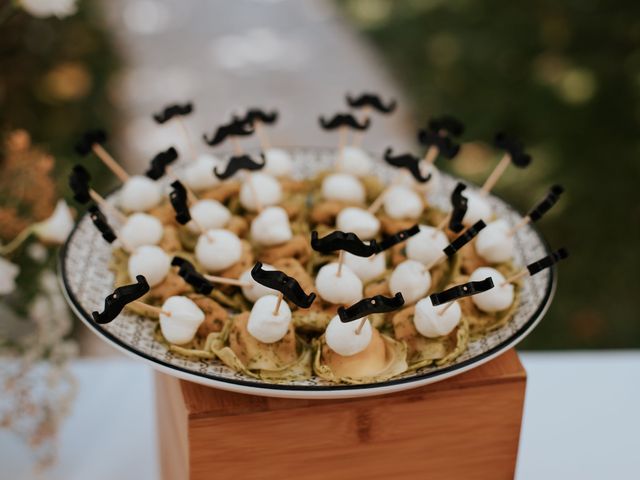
[502,248,569,286]
[318,112,371,153]
[75,129,130,183]
[69,165,127,223]
[430,277,494,315]
[427,115,465,138]
[202,117,254,154]
[418,128,461,164]
[213,153,266,180]
[251,261,317,315]
[239,108,278,150]
[172,256,250,291]
[508,185,564,236]
[91,275,154,324]
[481,132,532,195]
[338,292,405,334]
[377,224,420,252]
[88,204,118,244]
[382,148,433,183]
[424,220,487,271]
[433,182,469,235]
[153,102,197,160]
[345,92,397,114]
[311,230,379,277]
[146,147,178,180]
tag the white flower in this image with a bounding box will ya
[0,257,20,295]
[20,0,78,18]
[34,200,74,245]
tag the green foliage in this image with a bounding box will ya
[340,0,640,348]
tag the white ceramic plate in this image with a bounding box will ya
[59,147,555,399]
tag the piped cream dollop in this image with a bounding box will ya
[321,173,366,204]
[406,225,448,267]
[118,175,163,213]
[159,296,205,345]
[120,213,164,250]
[239,172,282,212]
[413,296,461,338]
[128,245,171,287]
[250,206,292,246]
[246,294,292,343]
[315,263,363,305]
[469,267,514,312]
[325,314,372,356]
[389,259,431,304]
[186,199,231,233]
[195,229,242,272]
[475,219,514,263]
[335,207,380,240]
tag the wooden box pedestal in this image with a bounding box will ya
[155,349,526,480]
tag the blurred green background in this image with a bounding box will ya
[340,0,640,349]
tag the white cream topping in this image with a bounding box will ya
[336,207,380,240]
[336,146,373,177]
[118,175,163,213]
[406,225,448,267]
[195,229,242,272]
[315,263,363,305]
[469,267,514,312]
[462,189,493,226]
[159,296,205,345]
[240,263,279,302]
[325,314,372,356]
[120,213,164,250]
[128,245,171,287]
[344,251,386,283]
[383,185,424,219]
[250,206,292,246]
[186,199,231,234]
[183,153,222,191]
[239,172,282,212]
[321,173,366,204]
[389,259,431,305]
[475,219,515,263]
[263,148,293,177]
[246,294,292,343]
[413,296,462,338]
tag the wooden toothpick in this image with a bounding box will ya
[89,190,127,224]
[336,250,345,277]
[91,143,130,183]
[355,316,367,335]
[273,292,284,315]
[203,274,251,288]
[130,300,169,316]
[176,117,198,162]
[501,269,528,287]
[437,300,455,316]
[351,106,370,148]
[253,120,271,150]
[507,216,531,237]
[481,153,510,195]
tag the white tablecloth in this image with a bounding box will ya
[1,352,639,479]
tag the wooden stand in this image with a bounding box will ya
[156,349,526,480]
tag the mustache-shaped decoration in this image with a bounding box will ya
[92,275,150,324]
[443,220,486,258]
[213,153,266,180]
[449,182,469,234]
[88,204,117,243]
[318,113,370,131]
[69,165,91,204]
[250,262,316,308]
[528,185,564,222]
[171,257,214,295]
[145,147,179,180]
[345,92,397,114]
[377,224,420,252]
[338,292,405,323]
[310,230,379,257]
[494,132,531,168]
[152,102,193,124]
[417,129,460,159]
[202,117,254,146]
[430,277,494,307]
[427,115,465,137]
[240,108,278,126]
[526,248,569,276]
[383,148,432,183]
[75,129,107,156]
[169,180,191,225]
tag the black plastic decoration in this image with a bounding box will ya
[169,180,191,225]
[318,113,371,131]
[171,257,214,295]
[427,115,465,137]
[528,185,564,222]
[493,132,531,168]
[75,129,107,156]
[377,224,420,252]
[213,153,266,180]
[417,129,460,159]
[429,277,495,306]
[310,230,379,257]
[338,292,405,323]
[449,182,469,234]
[250,262,316,308]
[152,103,193,124]
[88,204,117,243]
[383,148,432,183]
[526,248,569,276]
[91,275,150,324]
[146,147,179,180]
[345,92,397,114]
[202,117,254,146]
[69,165,92,204]
[443,220,486,257]
[240,108,278,125]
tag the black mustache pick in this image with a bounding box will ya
[240,108,278,126]
[345,92,397,114]
[417,129,460,159]
[213,153,266,180]
[202,117,254,146]
[318,113,371,131]
[92,275,150,324]
[443,220,486,258]
[528,185,564,222]
[311,230,379,257]
[449,183,469,234]
[169,180,191,225]
[494,132,531,168]
[88,204,117,243]
[430,277,494,306]
[338,292,405,323]
[146,147,179,180]
[69,165,92,204]
[152,102,194,124]
[427,115,465,137]
[171,257,214,295]
[75,129,107,156]
[377,224,420,252]
[250,262,316,308]
[526,248,569,276]
[383,148,432,183]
